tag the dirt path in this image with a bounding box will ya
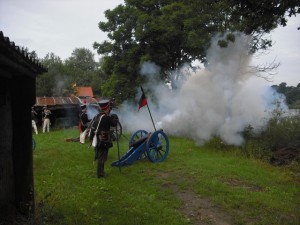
[158,172,234,225]
[169,184,233,225]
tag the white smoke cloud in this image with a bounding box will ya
[86,104,100,120]
[118,33,287,146]
[140,61,161,77]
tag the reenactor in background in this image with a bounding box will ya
[42,106,51,133]
[31,107,38,135]
[79,104,90,144]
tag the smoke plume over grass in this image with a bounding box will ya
[118,34,287,146]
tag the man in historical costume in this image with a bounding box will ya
[42,106,51,133]
[90,100,118,178]
[79,104,91,144]
[31,107,38,134]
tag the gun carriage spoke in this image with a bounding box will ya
[129,130,148,159]
[146,130,169,163]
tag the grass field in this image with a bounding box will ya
[32,128,299,225]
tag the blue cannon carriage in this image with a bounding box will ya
[111,129,169,167]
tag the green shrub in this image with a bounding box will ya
[242,112,300,162]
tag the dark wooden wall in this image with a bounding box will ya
[12,76,36,216]
[0,75,36,221]
[0,31,47,222]
[0,77,15,219]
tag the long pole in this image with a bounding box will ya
[146,103,156,131]
[115,125,121,173]
[141,86,156,131]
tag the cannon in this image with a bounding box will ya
[111,129,169,167]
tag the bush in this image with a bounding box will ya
[242,111,300,163]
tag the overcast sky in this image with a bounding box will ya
[0,0,299,86]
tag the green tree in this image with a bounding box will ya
[94,0,299,101]
[94,1,212,93]
[220,0,299,51]
[64,48,102,96]
[96,46,146,102]
[37,53,66,96]
[272,83,300,108]
[36,49,103,97]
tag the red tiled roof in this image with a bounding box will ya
[76,87,93,97]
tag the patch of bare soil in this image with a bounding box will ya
[221,178,264,192]
[169,184,232,225]
[270,146,300,166]
[158,173,233,225]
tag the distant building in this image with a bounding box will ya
[76,86,94,99]
[34,96,82,127]
[33,87,101,127]
[75,87,101,118]
[75,86,100,104]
